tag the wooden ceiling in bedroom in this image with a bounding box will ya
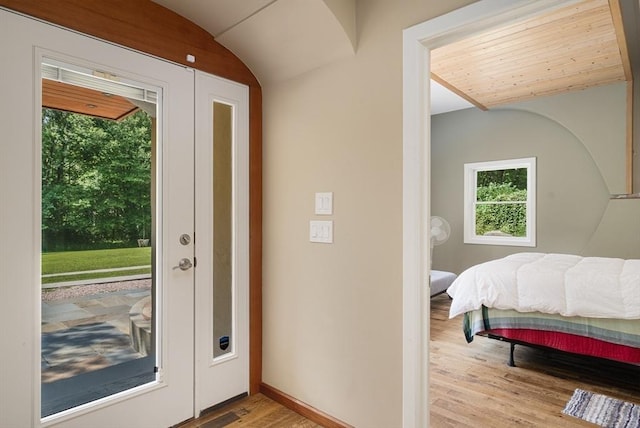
[430,0,632,110]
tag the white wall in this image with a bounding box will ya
[261,0,473,426]
[431,83,640,274]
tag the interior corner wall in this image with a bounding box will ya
[431,83,640,275]
[259,0,473,426]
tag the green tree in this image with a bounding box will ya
[477,168,527,190]
[41,108,152,251]
[92,112,152,244]
[475,182,527,237]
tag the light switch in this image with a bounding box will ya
[315,192,333,215]
[310,220,333,243]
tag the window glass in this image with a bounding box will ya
[464,158,536,246]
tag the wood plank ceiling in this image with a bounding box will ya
[431,0,632,110]
[42,79,138,121]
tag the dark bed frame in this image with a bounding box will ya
[479,332,640,369]
[480,332,538,367]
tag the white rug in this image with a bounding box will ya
[563,389,640,428]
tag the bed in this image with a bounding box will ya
[447,253,640,366]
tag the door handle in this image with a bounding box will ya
[173,258,193,271]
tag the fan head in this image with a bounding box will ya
[430,216,450,246]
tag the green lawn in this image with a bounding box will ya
[42,247,151,283]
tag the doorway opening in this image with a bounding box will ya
[402,1,577,426]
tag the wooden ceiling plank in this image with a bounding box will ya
[478,65,625,104]
[483,78,621,107]
[430,0,628,110]
[608,0,633,81]
[468,70,624,101]
[42,79,139,121]
[43,80,130,105]
[436,18,610,61]
[434,50,622,90]
[431,0,609,57]
[432,42,619,86]
[469,64,624,92]
[432,13,617,72]
[434,30,617,72]
[45,91,128,111]
[439,45,623,87]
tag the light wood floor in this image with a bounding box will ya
[177,393,322,428]
[429,293,640,427]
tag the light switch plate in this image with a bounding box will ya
[315,192,333,215]
[310,220,333,243]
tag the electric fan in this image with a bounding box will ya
[430,216,451,266]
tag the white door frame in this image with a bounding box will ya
[401,1,580,426]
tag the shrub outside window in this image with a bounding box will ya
[464,157,536,247]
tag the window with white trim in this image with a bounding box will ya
[464,157,536,246]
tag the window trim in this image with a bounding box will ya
[463,157,537,247]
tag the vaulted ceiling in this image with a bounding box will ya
[150,0,356,85]
[42,0,357,120]
[41,0,637,119]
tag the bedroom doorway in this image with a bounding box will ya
[401,1,578,426]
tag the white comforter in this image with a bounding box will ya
[447,253,640,320]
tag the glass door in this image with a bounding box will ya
[1,9,251,427]
[0,10,195,427]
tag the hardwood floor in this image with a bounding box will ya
[180,295,639,428]
[429,293,640,427]
[177,393,322,428]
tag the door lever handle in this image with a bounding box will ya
[172,258,193,271]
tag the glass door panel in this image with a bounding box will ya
[40,59,159,417]
[213,102,233,359]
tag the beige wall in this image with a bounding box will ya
[261,0,473,426]
[432,83,640,274]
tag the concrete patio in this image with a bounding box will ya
[41,279,153,416]
[41,284,150,383]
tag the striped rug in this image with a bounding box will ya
[563,389,640,428]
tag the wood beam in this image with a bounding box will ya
[609,0,633,82]
[431,72,487,111]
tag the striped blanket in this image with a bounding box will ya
[464,306,640,363]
